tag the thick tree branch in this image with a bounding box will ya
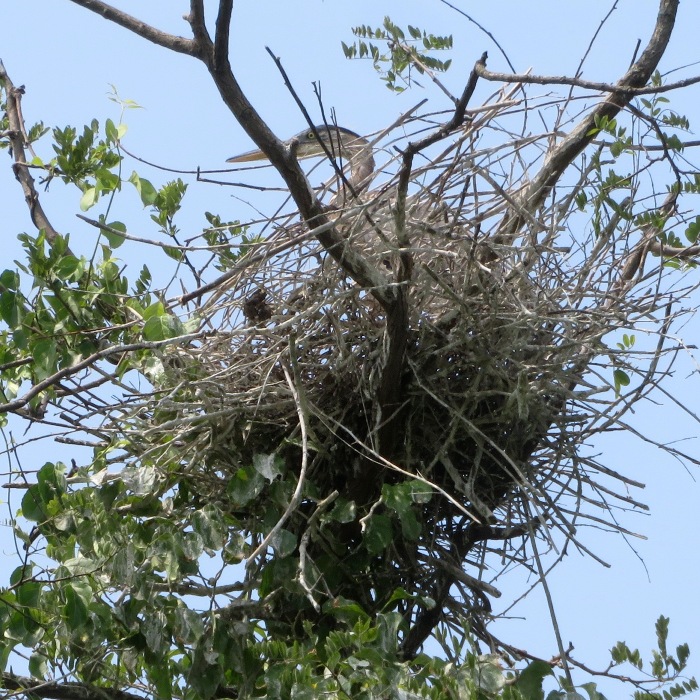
[186,0,211,51]
[214,0,233,70]
[66,0,199,56]
[1,674,143,700]
[204,61,395,307]
[68,1,396,311]
[0,60,65,248]
[376,53,487,462]
[535,0,677,193]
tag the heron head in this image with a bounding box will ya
[226,125,369,163]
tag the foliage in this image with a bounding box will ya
[342,16,453,91]
[4,457,697,698]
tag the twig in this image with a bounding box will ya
[1,672,143,700]
[476,62,700,96]
[0,333,204,414]
[494,0,679,242]
[245,340,311,567]
[524,500,573,686]
[297,490,339,611]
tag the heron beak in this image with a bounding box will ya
[226,148,267,163]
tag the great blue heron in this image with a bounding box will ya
[227,124,405,280]
[226,125,376,195]
[226,125,457,257]
[226,124,482,321]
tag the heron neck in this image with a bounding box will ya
[344,141,375,190]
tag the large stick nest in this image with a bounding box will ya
[121,90,690,637]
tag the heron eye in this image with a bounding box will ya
[307,132,315,140]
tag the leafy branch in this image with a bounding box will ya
[342,16,453,93]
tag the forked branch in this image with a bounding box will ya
[493,0,679,239]
[67,0,398,310]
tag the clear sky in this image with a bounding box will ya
[2,1,700,695]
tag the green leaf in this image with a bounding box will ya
[376,611,402,655]
[613,368,630,394]
[0,290,23,327]
[102,220,127,248]
[189,641,224,700]
[0,269,20,290]
[28,652,48,679]
[150,660,174,700]
[228,465,265,507]
[21,486,46,522]
[408,25,422,39]
[162,245,184,262]
[32,339,58,379]
[143,313,185,341]
[271,528,297,557]
[383,482,422,539]
[16,580,41,608]
[475,654,506,694]
[192,505,228,550]
[364,513,392,555]
[174,606,205,645]
[329,498,356,523]
[656,614,670,650]
[514,659,554,700]
[105,118,118,142]
[142,610,168,656]
[684,215,700,243]
[324,596,370,627]
[579,681,605,700]
[105,118,127,143]
[143,301,166,319]
[53,255,82,281]
[64,584,89,630]
[129,171,158,206]
[79,186,98,211]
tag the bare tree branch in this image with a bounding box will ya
[186,0,211,52]
[1,674,143,700]
[66,0,198,56]
[0,333,203,414]
[0,60,65,248]
[375,53,487,465]
[214,0,233,70]
[476,64,700,96]
[495,0,679,239]
[69,0,396,310]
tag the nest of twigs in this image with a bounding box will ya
[122,93,683,641]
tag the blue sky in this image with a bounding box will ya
[3,1,700,695]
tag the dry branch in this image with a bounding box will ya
[0,60,65,249]
[1,673,143,700]
[492,0,679,242]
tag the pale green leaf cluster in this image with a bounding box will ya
[342,16,453,92]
